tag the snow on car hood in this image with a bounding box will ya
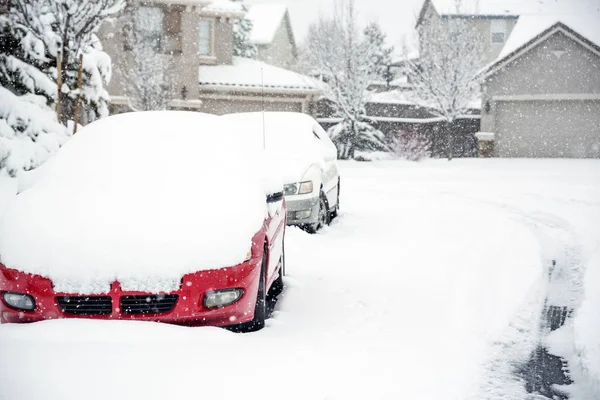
[0,112,271,294]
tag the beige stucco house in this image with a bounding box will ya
[479,17,600,158]
[98,0,320,115]
[416,0,600,158]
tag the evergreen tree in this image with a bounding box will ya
[363,22,395,87]
[231,0,257,58]
[1,0,125,125]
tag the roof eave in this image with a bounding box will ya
[198,83,320,96]
[480,22,600,80]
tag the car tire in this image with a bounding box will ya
[307,192,330,234]
[270,244,285,297]
[229,247,267,333]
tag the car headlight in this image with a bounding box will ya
[2,292,36,311]
[204,289,244,309]
[283,181,313,196]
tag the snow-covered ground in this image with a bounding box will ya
[0,159,598,400]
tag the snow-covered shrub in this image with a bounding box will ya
[391,130,431,161]
[328,118,388,160]
[0,87,70,177]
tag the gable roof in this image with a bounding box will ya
[481,15,600,78]
[198,56,321,94]
[418,0,599,24]
[246,4,290,45]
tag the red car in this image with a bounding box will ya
[0,112,286,332]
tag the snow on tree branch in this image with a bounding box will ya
[306,0,388,160]
[404,0,484,159]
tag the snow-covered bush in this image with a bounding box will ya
[328,118,388,160]
[0,87,70,177]
[391,130,431,161]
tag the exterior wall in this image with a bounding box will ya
[481,32,600,158]
[99,3,238,103]
[213,17,233,65]
[481,31,600,133]
[472,17,518,65]
[420,1,518,67]
[197,96,303,115]
[255,18,296,68]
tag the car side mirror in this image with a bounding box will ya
[266,192,284,203]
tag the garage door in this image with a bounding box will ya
[495,100,600,158]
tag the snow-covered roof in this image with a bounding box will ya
[200,0,245,15]
[482,9,600,76]
[498,13,600,60]
[428,0,599,17]
[198,57,321,93]
[246,4,289,45]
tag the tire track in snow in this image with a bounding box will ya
[440,195,586,400]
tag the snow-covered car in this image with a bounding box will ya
[0,111,286,332]
[224,112,340,233]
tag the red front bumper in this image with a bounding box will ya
[0,259,261,326]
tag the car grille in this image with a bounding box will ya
[56,296,112,315]
[120,295,178,315]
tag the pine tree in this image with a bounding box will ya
[0,0,124,176]
[363,22,394,87]
[231,0,257,58]
[3,0,125,125]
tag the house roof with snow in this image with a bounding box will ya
[198,56,321,94]
[481,12,600,78]
[417,0,600,24]
[246,4,293,46]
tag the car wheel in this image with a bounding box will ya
[270,244,285,297]
[308,192,330,233]
[229,247,267,333]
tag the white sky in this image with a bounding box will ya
[245,0,425,56]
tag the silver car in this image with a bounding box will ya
[223,112,340,232]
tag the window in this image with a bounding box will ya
[199,19,214,56]
[137,6,164,51]
[491,19,507,43]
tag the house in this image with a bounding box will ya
[245,4,297,69]
[416,0,523,65]
[98,0,320,116]
[479,14,600,158]
[415,0,600,158]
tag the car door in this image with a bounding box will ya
[312,124,339,208]
[266,192,285,287]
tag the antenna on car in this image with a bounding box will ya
[261,68,266,150]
